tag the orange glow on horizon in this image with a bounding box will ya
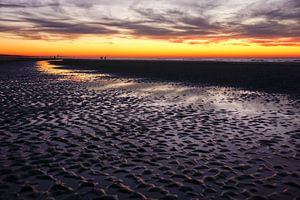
[1,35,300,58]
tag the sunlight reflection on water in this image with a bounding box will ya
[37,60,109,82]
[37,61,299,119]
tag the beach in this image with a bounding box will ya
[51,59,300,94]
[0,60,299,199]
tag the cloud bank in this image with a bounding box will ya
[0,0,299,45]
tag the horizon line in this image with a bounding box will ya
[1,54,300,60]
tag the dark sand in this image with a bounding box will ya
[0,55,47,63]
[0,60,299,199]
[51,59,300,94]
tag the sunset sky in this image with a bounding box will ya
[0,0,299,58]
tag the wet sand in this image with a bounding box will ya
[0,60,300,199]
[51,59,300,94]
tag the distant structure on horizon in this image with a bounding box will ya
[53,55,63,60]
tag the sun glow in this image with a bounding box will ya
[1,35,299,58]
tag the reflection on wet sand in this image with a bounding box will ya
[38,61,299,119]
[37,60,109,82]
[0,60,299,199]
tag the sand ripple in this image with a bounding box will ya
[0,61,299,199]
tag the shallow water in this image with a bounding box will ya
[0,61,299,199]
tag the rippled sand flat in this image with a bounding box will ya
[0,61,299,200]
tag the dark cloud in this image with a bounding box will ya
[256,9,300,21]
[132,8,175,24]
[126,24,174,36]
[0,25,20,32]
[239,21,300,38]
[228,0,300,39]
[181,17,215,29]
[108,8,220,39]
[0,3,26,8]
[0,2,60,8]
[0,16,118,39]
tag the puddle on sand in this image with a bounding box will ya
[37,61,300,119]
[37,60,109,82]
